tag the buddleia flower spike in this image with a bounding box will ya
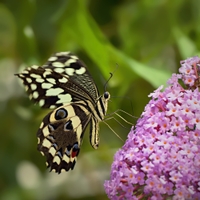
[16,52,110,173]
[104,56,200,199]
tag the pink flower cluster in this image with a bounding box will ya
[104,56,200,200]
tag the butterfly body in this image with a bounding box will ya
[16,52,110,173]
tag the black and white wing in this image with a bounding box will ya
[16,52,99,109]
[16,52,110,173]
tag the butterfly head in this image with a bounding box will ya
[103,91,110,100]
[94,91,110,122]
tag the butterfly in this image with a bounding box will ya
[16,52,110,173]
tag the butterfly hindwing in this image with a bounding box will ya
[37,102,91,173]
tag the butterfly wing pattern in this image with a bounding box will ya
[16,52,110,173]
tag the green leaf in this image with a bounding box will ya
[173,27,197,58]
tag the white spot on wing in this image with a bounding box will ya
[70,55,78,60]
[41,83,53,89]
[26,78,32,83]
[22,70,29,74]
[46,78,56,84]
[42,126,50,137]
[31,65,39,69]
[65,68,74,76]
[48,56,57,62]
[52,62,64,68]
[36,78,45,83]
[49,147,56,156]
[56,52,70,56]
[33,91,39,99]
[30,84,37,90]
[43,70,52,77]
[53,155,61,165]
[54,68,65,73]
[65,58,76,66]
[39,99,45,107]
[37,137,40,144]
[75,67,86,75]
[30,74,42,79]
[46,88,64,96]
[58,77,68,83]
[42,138,51,148]
[56,94,72,104]
[40,122,44,129]
[19,74,24,78]
[63,154,70,163]
[49,105,56,109]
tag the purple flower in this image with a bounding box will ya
[104,56,200,199]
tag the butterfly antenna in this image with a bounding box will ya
[104,64,119,92]
[104,72,113,92]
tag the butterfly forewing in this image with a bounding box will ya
[16,52,110,173]
[16,52,99,109]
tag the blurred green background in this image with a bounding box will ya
[0,0,199,199]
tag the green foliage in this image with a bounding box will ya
[0,0,199,199]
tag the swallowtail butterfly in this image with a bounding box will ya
[16,52,110,173]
